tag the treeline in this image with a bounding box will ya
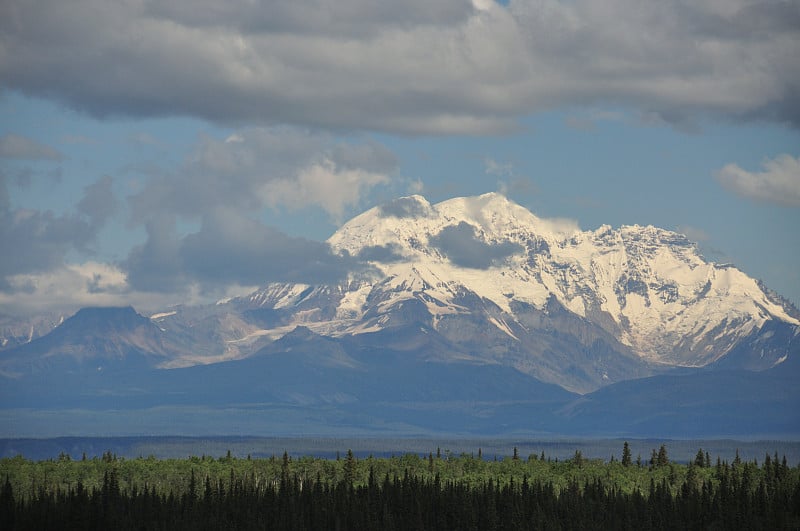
[1,445,799,530]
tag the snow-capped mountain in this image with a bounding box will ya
[0,312,64,351]
[3,193,799,437]
[217,193,798,391]
[0,307,188,377]
[3,193,798,392]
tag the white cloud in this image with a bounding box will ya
[0,260,258,316]
[715,154,800,207]
[263,158,390,221]
[537,216,581,237]
[0,174,112,283]
[0,262,145,315]
[111,127,397,298]
[129,127,396,222]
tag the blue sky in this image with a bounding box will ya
[1,0,798,315]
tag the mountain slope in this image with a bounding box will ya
[329,193,797,364]
[2,193,798,438]
[226,193,797,392]
[0,306,186,376]
[557,359,800,438]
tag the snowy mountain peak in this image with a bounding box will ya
[325,193,798,368]
[145,193,799,393]
[329,192,576,261]
[5,193,796,397]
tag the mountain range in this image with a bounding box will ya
[1,193,798,438]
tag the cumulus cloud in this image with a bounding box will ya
[123,209,362,294]
[123,217,186,293]
[379,196,435,218]
[0,262,123,314]
[77,175,117,228]
[430,221,523,269]
[120,127,396,294]
[263,158,389,222]
[356,243,406,263]
[715,154,800,207]
[0,261,209,316]
[180,209,358,287]
[129,128,395,222]
[0,134,63,160]
[144,0,472,38]
[2,0,797,133]
[0,174,114,289]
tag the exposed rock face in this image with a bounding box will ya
[4,193,797,394]
[219,193,798,392]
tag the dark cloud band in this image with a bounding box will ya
[2,1,797,133]
[430,221,522,269]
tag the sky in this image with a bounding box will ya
[0,0,799,317]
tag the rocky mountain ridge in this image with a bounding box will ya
[208,193,797,391]
[2,193,798,437]
[2,193,798,394]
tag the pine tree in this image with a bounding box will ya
[0,476,14,530]
[657,445,669,467]
[187,469,197,503]
[622,441,632,467]
[573,450,584,468]
[344,449,356,485]
[695,448,706,468]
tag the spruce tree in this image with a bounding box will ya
[695,448,706,468]
[657,445,669,467]
[573,450,584,468]
[344,449,356,485]
[0,476,13,530]
[622,441,632,467]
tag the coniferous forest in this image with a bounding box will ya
[1,444,799,530]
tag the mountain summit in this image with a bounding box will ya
[3,194,799,437]
[227,193,798,392]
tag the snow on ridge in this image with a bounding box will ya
[247,283,312,309]
[150,311,177,320]
[215,193,796,368]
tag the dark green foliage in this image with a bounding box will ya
[622,441,632,467]
[657,444,669,468]
[1,448,799,530]
[695,448,706,468]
